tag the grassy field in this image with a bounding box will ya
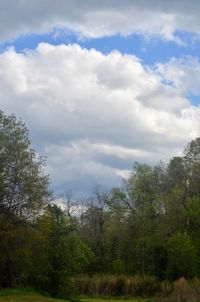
[0,289,68,302]
[0,289,154,302]
[82,299,154,302]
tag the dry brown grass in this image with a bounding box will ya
[75,275,159,297]
[157,277,200,302]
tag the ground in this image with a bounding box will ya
[0,289,66,302]
[0,289,154,302]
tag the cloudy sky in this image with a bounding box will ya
[0,0,200,196]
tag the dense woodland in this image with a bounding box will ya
[1,110,200,299]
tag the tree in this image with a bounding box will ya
[0,111,49,222]
[184,138,200,197]
[32,204,92,298]
[79,187,110,273]
[0,110,50,287]
[167,232,197,279]
[123,163,159,275]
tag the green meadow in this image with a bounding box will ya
[0,290,153,302]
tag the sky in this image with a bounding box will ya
[0,0,200,196]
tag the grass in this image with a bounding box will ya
[0,288,155,302]
[0,288,68,302]
[75,275,158,297]
[82,299,154,302]
[0,289,154,302]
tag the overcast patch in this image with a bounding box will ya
[1,1,200,43]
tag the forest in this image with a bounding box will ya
[1,110,200,302]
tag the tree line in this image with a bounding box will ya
[1,110,200,298]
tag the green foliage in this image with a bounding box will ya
[78,137,200,282]
[112,260,125,275]
[29,205,92,298]
[166,233,197,280]
[2,110,200,299]
[0,111,92,299]
[0,111,50,221]
[0,111,50,288]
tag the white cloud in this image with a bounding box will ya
[156,56,200,95]
[1,1,200,42]
[0,43,200,195]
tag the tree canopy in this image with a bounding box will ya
[1,110,200,298]
[0,110,49,223]
[0,111,91,295]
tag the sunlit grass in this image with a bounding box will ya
[0,289,154,302]
[82,298,154,302]
[0,289,68,302]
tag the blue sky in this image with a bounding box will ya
[1,29,200,107]
[0,1,200,195]
[2,30,200,65]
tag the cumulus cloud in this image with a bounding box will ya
[0,43,199,194]
[156,56,200,95]
[1,0,200,42]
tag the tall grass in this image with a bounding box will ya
[74,274,159,297]
[157,278,200,302]
[75,275,200,301]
